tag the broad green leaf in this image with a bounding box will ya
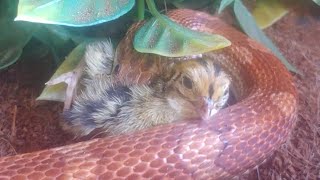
[134,15,231,57]
[233,0,298,73]
[0,0,34,69]
[0,48,23,69]
[313,0,320,5]
[218,0,234,13]
[37,43,87,102]
[15,0,135,27]
[0,20,35,69]
[253,0,288,29]
[0,0,19,20]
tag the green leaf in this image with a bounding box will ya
[0,0,19,20]
[313,0,320,5]
[15,0,135,27]
[0,48,23,69]
[137,0,230,57]
[134,15,231,57]
[252,0,288,29]
[37,43,87,102]
[0,0,34,69]
[218,0,234,13]
[0,20,35,69]
[233,0,298,73]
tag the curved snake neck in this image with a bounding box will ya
[0,9,297,179]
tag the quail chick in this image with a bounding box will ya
[62,42,231,137]
[45,40,115,110]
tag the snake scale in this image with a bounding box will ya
[0,9,297,179]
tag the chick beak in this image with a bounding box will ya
[197,97,216,120]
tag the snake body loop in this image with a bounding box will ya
[0,9,297,179]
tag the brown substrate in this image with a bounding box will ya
[0,55,72,157]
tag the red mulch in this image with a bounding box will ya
[0,55,72,157]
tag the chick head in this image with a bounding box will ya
[165,58,231,120]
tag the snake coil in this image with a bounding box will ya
[0,9,297,179]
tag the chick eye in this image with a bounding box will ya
[182,76,193,89]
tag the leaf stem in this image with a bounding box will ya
[137,0,145,20]
[146,0,161,18]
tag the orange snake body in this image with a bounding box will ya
[0,9,297,179]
